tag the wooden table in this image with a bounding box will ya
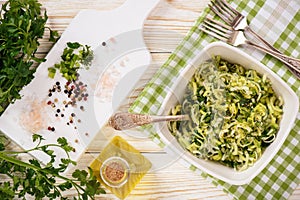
[4,0,300,199]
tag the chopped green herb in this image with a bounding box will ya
[48,42,94,81]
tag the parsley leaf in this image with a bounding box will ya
[0,0,59,115]
[0,134,105,199]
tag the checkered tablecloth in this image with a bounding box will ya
[129,0,300,199]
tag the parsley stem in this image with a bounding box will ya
[0,151,40,171]
[4,144,70,156]
[0,150,92,198]
[0,151,66,181]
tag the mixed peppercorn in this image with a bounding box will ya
[46,77,89,136]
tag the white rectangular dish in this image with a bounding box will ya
[156,41,299,185]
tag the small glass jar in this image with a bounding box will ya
[100,156,130,188]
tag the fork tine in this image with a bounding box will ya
[200,17,232,42]
[218,0,240,16]
[217,0,238,19]
[205,17,232,33]
[209,0,235,25]
[199,26,227,42]
[210,0,241,26]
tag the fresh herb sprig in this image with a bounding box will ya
[48,42,94,81]
[0,134,105,199]
[0,0,59,114]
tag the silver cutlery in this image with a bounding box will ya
[208,0,300,78]
[209,0,300,65]
[199,16,300,78]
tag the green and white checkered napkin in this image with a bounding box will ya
[129,0,300,199]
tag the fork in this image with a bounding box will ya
[209,0,300,67]
[199,17,300,78]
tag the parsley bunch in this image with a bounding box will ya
[0,0,59,114]
[0,134,105,199]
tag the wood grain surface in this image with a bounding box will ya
[2,0,300,199]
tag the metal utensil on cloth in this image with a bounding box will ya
[199,17,300,78]
[209,0,300,65]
